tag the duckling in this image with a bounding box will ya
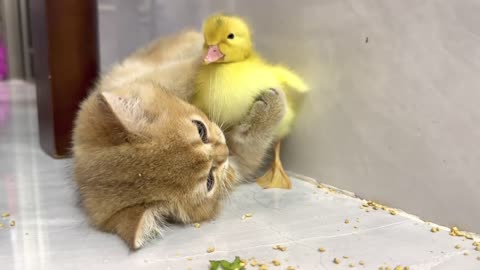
[192,14,309,189]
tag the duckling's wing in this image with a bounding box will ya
[272,65,309,93]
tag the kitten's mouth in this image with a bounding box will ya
[206,171,215,192]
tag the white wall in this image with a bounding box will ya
[98,0,480,232]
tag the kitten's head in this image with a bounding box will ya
[73,85,236,249]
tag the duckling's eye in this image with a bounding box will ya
[227,33,235,39]
[192,120,208,143]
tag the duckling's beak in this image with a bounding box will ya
[204,45,224,64]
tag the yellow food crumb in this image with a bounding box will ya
[187,257,193,261]
[10,220,15,227]
[476,246,480,252]
[366,210,370,213]
[349,263,355,267]
[389,210,397,215]
[287,266,296,270]
[343,256,349,259]
[2,212,10,218]
[431,227,440,233]
[379,267,384,270]
[241,213,253,220]
[394,266,403,270]
[354,226,359,229]
[473,242,480,247]
[0,223,3,228]
[193,223,201,228]
[405,267,410,270]
[385,267,392,270]
[250,259,258,266]
[464,252,469,256]
[206,247,215,253]
[344,219,350,224]
[449,226,469,238]
[333,258,341,264]
[454,244,461,249]
[318,247,326,252]
[272,260,281,266]
[272,245,287,252]
[259,263,268,270]
[359,260,365,265]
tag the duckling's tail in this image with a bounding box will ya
[273,65,309,94]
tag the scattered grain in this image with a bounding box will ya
[318,247,326,252]
[389,210,397,215]
[273,245,287,252]
[333,258,341,264]
[287,266,296,270]
[344,219,350,224]
[9,220,15,227]
[193,223,201,228]
[259,263,268,270]
[242,213,253,220]
[206,247,215,253]
[359,261,365,265]
[272,260,281,266]
[349,263,355,267]
[454,244,461,249]
[2,212,10,218]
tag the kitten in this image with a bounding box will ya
[72,31,285,249]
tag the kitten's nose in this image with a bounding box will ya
[213,144,229,166]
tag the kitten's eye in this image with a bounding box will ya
[227,33,235,39]
[206,170,215,192]
[192,120,208,143]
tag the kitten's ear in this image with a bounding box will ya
[102,205,167,250]
[100,92,147,132]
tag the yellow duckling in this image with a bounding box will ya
[192,14,309,189]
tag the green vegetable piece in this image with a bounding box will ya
[209,257,245,270]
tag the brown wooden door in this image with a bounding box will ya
[29,0,99,158]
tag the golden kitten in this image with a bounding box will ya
[72,31,285,249]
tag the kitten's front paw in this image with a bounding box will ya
[248,88,286,127]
